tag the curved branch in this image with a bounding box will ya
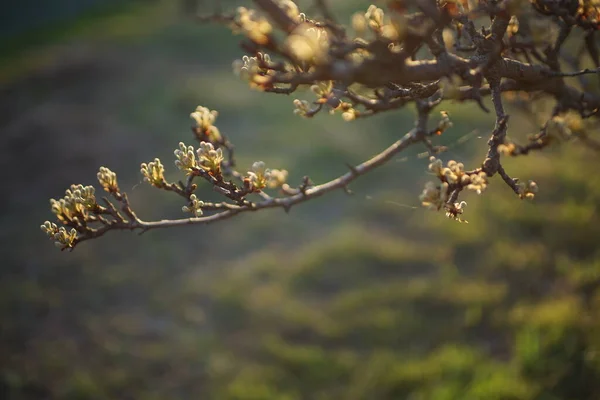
[72,130,419,247]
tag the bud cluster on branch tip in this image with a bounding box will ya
[311,81,340,107]
[197,142,224,176]
[40,221,77,249]
[233,7,273,45]
[232,53,274,90]
[498,141,517,156]
[140,158,165,187]
[97,167,118,193]
[445,160,467,184]
[446,201,468,223]
[311,80,330,97]
[174,142,198,174]
[428,156,488,194]
[518,180,538,200]
[352,5,404,40]
[293,99,312,117]
[182,194,204,217]
[546,112,585,140]
[365,5,384,29]
[419,181,449,210]
[286,24,329,63]
[342,107,359,121]
[49,184,97,223]
[247,161,271,191]
[467,172,488,195]
[72,185,96,209]
[436,111,453,135]
[267,169,288,189]
[190,106,221,142]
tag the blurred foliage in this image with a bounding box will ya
[2,1,600,399]
[191,151,600,399]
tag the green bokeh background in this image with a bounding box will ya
[2,1,600,399]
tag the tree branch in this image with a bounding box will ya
[71,130,419,248]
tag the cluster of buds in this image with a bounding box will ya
[435,111,453,135]
[71,185,97,209]
[286,25,330,64]
[174,142,198,174]
[197,142,224,176]
[49,184,97,223]
[427,157,445,177]
[140,158,165,187]
[232,53,274,90]
[172,141,225,177]
[310,81,331,98]
[182,194,204,217]
[294,90,354,120]
[97,167,118,193]
[352,5,403,40]
[467,171,488,195]
[498,141,517,156]
[267,169,289,189]
[419,181,449,210]
[365,5,385,30]
[233,7,273,45]
[518,180,538,200]
[40,222,78,249]
[445,160,468,184]
[546,117,573,140]
[293,99,312,117]
[41,166,126,248]
[445,201,468,223]
[341,107,360,121]
[246,161,271,191]
[242,161,287,192]
[41,165,130,248]
[311,81,341,109]
[421,155,491,222]
[428,157,488,194]
[190,106,221,142]
[546,112,586,140]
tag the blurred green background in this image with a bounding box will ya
[2,1,600,399]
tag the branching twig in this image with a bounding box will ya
[70,130,419,248]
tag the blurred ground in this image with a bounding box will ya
[2,1,600,399]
